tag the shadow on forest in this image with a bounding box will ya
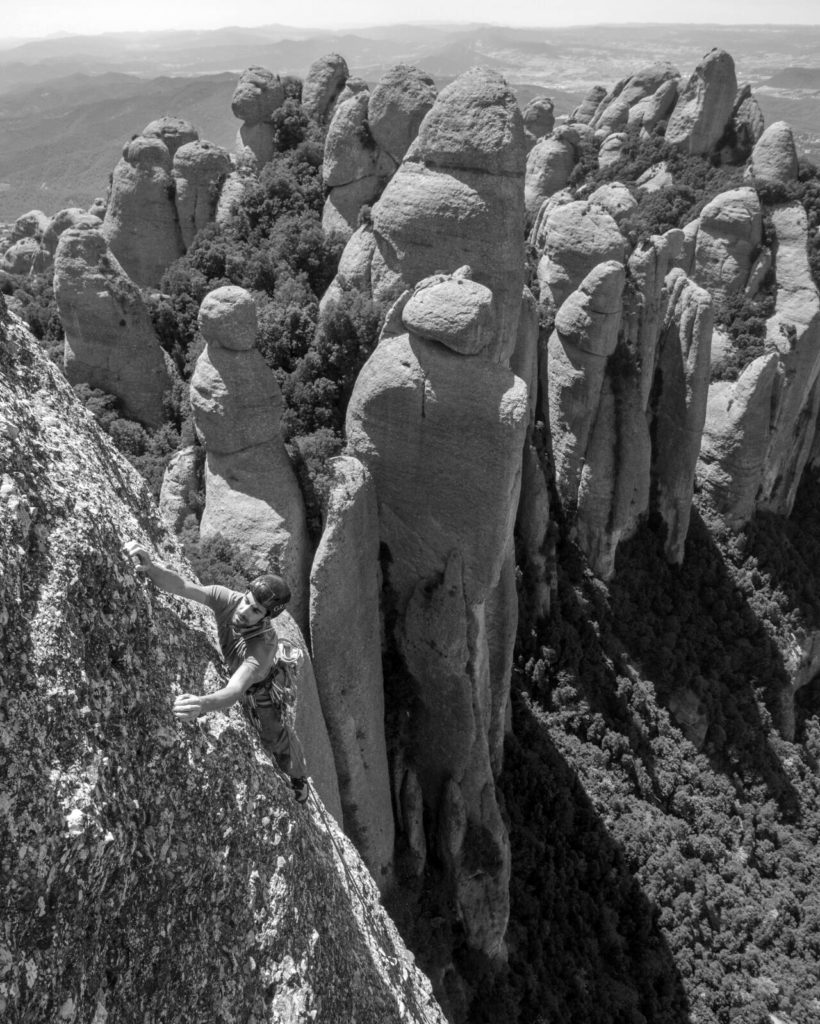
[494,694,691,1024]
[607,510,800,820]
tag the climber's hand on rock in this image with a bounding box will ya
[122,540,152,575]
[174,694,204,721]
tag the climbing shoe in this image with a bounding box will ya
[291,777,310,804]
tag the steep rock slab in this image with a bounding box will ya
[628,77,679,133]
[536,199,625,311]
[653,269,713,563]
[189,286,311,631]
[747,121,800,190]
[589,181,638,227]
[698,353,779,526]
[231,66,285,169]
[692,187,762,312]
[666,48,737,156]
[597,133,629,170]
[369,66,526,363]
[303,53,349,124]
[55,228,171,428]
[324,90,381,188]
[759,203,820,514]
[0,311,442,1024]
[101,135,184,288]
[173,140,232,249]
[309,456,394,889]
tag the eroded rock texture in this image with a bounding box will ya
[346,268,530,971]
[0,310,444,1024]
[190,286,312,630]
[303,53,349,125]
[173,140,232,249]
[54,228,171,428]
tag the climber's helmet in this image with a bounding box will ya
[248,573,291,619]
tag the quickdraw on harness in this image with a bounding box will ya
[243,638,303,733]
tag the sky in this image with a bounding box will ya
[2,0,819,40]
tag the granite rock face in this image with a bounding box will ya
[54,228,172,428]
[309,456,394,889]
[303,53,349,124]
[0,311,443,1024]
[173,139,232,248]
[346,268,531,969]
[11,209,49,242]
[665,48,738,155]
[327,66,527,366]
[189,286,312,631]
[1,237,50,275]
[43,207,102,256]
[101,134,185,288]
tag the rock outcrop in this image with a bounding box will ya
[142,115,199,159]
[173,140,232,248]
[588,61,679,137]
[536,199,626,311]
[1,237,50,275]
[665,48,738,156]
[747,120,800,190]
[691,187,762,311]
[326,66,527,365]
[524,131,578,225]
[0,309,444,1024]
[54,227,172,428]
[101,134,185,288]
[309,456,394,889]
[11,209,49,242]
[303,53,349,125]
[232,66,286,169]
[346,268,531,969]
[570,85,607,124]
[522,96,555,147]
[44,207,102,256]
[189,286,312,631]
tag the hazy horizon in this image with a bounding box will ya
[4,1,819,43]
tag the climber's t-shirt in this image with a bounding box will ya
[204,585,278,686]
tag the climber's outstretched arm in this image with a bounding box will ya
[122,540,210,606]
[173,662,257,721]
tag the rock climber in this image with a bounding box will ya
[122,540,310,803]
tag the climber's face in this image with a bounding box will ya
[233,592,267,629]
